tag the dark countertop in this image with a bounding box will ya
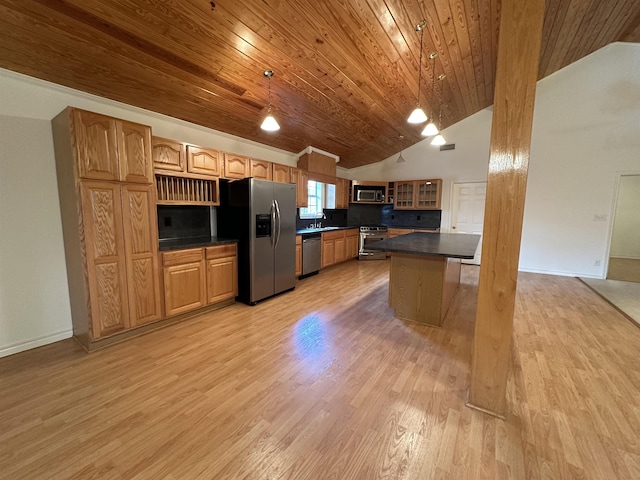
[296,226,359,235]
[366,232,480,259]
[159,236,238,252]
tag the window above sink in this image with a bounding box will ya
[299,180,336,219]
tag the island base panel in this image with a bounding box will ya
[389,254,461,327]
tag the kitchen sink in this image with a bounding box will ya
[296,226,344,235]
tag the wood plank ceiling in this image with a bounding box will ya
[0,0,638,169]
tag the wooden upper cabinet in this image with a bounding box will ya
[393,179,442,210]
[415,179,442,209]
[152,137,185,173]
[73,110,119,181]
[224,153,250,179]
[187,145,221,177]
[291,168,308,207]
[335,178,350,209]
[117,121,153,184]
[250,158,272,180]
[80,181,129,339]
[272,163,291,183]
[121,184,162,326]
[394,181,416,209]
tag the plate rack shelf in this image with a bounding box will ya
[155,174,219,206]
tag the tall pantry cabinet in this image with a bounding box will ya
[52,108,162,348]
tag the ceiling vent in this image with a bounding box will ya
[439,143,455,151]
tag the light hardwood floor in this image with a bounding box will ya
[1,261,640,479]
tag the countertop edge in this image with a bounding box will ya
[158,238,238,252]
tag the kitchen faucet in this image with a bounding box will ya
[308,213,326,229]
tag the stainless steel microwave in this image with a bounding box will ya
[355,188,384,202]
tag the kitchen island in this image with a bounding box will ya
[367,232,481,327]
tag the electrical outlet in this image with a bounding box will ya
[594,260,601,266]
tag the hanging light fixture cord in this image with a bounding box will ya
[266,69,273,113]
[415,22,426,107]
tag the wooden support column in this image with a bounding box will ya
[467,0,545,417]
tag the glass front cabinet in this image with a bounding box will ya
[393,179,442,210]
[394,181,415,209]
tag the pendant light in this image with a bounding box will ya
[260,69,280,132]
[407,20,428,124]
[422,52,440,136]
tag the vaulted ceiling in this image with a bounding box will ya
[1,1,638,169]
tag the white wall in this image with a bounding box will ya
[0,69,297,357]
[349,42,640,278]
[610,175,640,259]
[0,117,73,356]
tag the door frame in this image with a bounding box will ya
[604,170,640,279]
[449,180,487,265]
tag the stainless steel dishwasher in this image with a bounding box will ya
[301,232,321,278]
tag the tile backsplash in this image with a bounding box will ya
[380,205,441,229]
[157,205,213,240]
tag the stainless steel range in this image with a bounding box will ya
[358,226,388,260]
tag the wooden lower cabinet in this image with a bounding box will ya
[388,228,438,238]
[162,249,206,317]
[206,244,238,304]
[334,236,346,263]
[345,229,359,259]
[162,244,238,318]
[321,228,358,268]
[388,228,414,238]
[322,237,335,268]
[295,235,302,276]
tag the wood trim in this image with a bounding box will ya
[469,0,546,417]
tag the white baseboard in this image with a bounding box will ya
[0,330,73,358]
[609,255,640,260]
[517,266,601,278]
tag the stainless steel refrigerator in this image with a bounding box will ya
[218,178,296,305]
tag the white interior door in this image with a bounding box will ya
[451,182,486,265]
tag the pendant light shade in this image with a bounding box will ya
[261,114,280,132]
[421,121,439,136]
[407,21,428,124]
[431,134,446,146]
[261,69,280,132]
[408,108,428,124]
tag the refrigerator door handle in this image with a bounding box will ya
[274,199,281,248]
[270,200,276,247]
